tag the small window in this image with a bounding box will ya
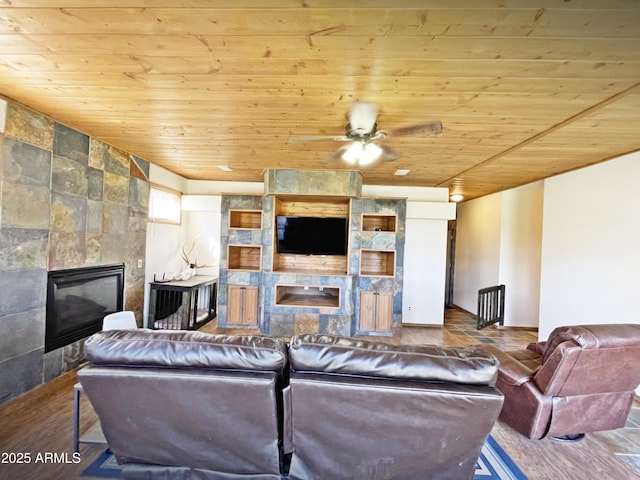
[149,184,182,224]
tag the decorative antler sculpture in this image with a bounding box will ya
[181,238,213,269]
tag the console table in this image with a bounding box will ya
[148,275,217,330]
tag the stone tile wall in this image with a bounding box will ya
[0,101,149,405]
[264,169,362,197]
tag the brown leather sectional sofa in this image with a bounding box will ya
[78,329,503,480]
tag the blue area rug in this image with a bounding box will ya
[477,435,528,479]
[81,449,120,479]
[82,435,527,479]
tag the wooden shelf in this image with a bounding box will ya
[359,249,396,277]
[273,253,347,275]
[271,267,349,276]
[362,214,397,233]
[275,285,340,308]
[274,195,350,217]
[229,209,262,229]
[228,245,262,271]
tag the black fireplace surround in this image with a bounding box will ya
[45,264,125,352]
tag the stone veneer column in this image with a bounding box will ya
[0,101,149,405]
[216,195,265,330]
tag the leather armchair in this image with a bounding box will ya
[78,329,289,480]
[477,324,640,440]
[285,334,504,480]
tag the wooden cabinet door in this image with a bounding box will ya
[227,285,258,326]
[241,286,259,326]
[227,285,244,325]
[359,291,393,333]
[359,291,377,331]
[375,291,393,332]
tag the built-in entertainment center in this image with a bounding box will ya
[217,169,406,338]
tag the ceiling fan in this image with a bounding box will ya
[289,102,443,166]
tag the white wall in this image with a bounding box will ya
[145,164,189,280]
[401,200,456,325]
[454,194,502,313]
[454,182,543,328]
[402,217,449,325]
[362,185,449,202]
[182,195,222,277]
[455,153,640,335]
[143,164,190,325]
[499,183,543,327]
[150,163,188,193]
[186,179,264,195]
[539,152,640,339]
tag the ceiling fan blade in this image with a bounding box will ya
[386,121,443,137]
[380,145,400,162]
[288,135,350,143]
[323,145,350,164]
[348,102,379,133]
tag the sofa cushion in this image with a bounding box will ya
[289,333,498,385]
[84,329,288,374]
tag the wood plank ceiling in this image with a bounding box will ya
[0,0,639,200]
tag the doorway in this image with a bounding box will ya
[445,220,456,309]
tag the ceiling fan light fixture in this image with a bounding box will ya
[360,143,382,165]
[342,142,363,164]
[342,142,383,166]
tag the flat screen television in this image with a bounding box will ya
[276,216,348,256]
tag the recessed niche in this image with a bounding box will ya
[227,245,262,271]
[362,214,397,233]
[229,210,263,229]
[359,249,396,277]
[275,285,340,308]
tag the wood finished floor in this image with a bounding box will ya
[1,307,639,480]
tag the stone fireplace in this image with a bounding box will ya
[0,100,149,405]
